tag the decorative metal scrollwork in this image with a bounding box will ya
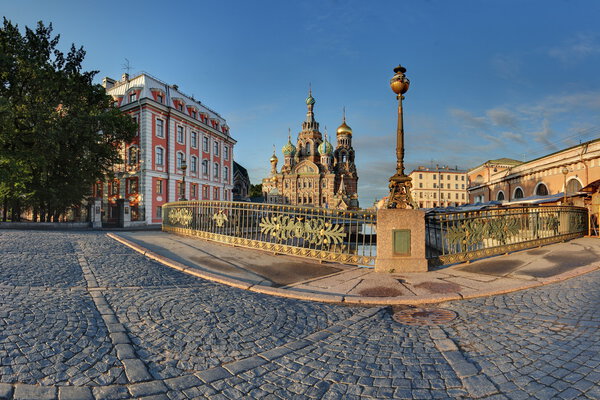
[168,208,192,227]
[259,215,346,246]
[212,211,228,227]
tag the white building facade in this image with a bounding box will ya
[99,73,236,225]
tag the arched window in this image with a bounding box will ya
[566,179,582,194]
[514,187,524,199]
[306,142,311,155]
[177,152,184,169]
[474,175,484,185]
[202,159,209,176]
[497,191,505,201]
[535,183,548,196]
[190,156,198,173]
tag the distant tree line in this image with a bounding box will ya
[0,18,136,222]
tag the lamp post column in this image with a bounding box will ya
[387,65,414,209]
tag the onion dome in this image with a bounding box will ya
[306,86,315,106]
[318,132,333,155]
[337,108,352,136]
[282,130,296,156]
[269,145,278,162]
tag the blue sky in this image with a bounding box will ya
[4,0,600,205]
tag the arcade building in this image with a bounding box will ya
[262,91,359,209]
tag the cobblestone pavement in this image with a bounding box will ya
[0,230,598,399]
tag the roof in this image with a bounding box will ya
[233,161,248,176]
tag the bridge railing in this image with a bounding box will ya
[425,205,588,265]
[162,201,377,266]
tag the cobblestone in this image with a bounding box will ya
[0,231,598,399]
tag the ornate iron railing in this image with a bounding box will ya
[426,206,588,265]
[162,201,377,266]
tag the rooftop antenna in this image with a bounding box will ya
[122,58,133,75]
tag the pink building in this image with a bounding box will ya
[98,73,236,225]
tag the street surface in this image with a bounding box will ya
[0,230,598,399]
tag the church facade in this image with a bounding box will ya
[262,91,359,209]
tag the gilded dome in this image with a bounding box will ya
[337,109,352,136]
[336,121,352,136]
[270,153,278,162]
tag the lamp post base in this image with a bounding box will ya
[386,173,415,209]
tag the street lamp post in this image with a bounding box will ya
[387,65,414,209]
[562,166,569,205]
[180,159,187,201]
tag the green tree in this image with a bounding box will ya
[248,183,263,198]
[0,19,136,221]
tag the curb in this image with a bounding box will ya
[106,233,600,306]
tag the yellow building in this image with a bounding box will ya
[409,166,468,208]
[467,139,600,205]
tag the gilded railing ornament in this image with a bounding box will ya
[168,208,192,227]
[213,211,228,227]
[259,215,346,246]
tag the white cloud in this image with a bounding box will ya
[491,53,522,81]
[486,108,519,130]
[449,108,488,130]
[548,33,600,64]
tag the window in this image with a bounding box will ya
[462,184,465,189]
[535,183,548,196]
[433,192,437,199]
[224,146,229,160]
[156,119,164,138]
[497,191,505,201]
[566,179,583,194]
[455,193,459,199]
[128,178,138,193]
[455,184,458,189]
[191,132,198,148]
[447,175,451,180]
[224,166,229,182]
[441,192,444,199]
[177,126,184,144]
[462,193,465,199]
[202,159,209,176]
[419,174,423,179]
[157,94,163,104]
[514,187,524,199]
[214,141,220,156]
[156,180,163,195]
[433,183,437,188]
[203,136,209,152]
[132,116,139,136]
[177,104,183,112]
[191,110,197,119]
[440,175,443,180]
[420,192,423,198]
[129,92,137,102]
[461,176,465,181]
[177,152,184,169]
[156,206,162,218]
[155,147,164,165]
[433,174,437,179]
[192,184,197,197]
[419,183,423,188]
[128,146,138,165]
[191,156,198,173]
[306,142,311,155]
[111,180,119,195]
[203,185,209,199]
[213,162,219,179]
[440,183,444,189]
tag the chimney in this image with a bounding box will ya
[102,77,116,89]
[172,84,179,91]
